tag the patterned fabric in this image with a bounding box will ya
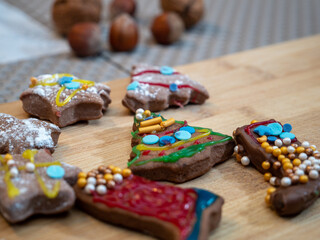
[1,0,320,103]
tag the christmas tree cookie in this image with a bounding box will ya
[128,109,235,183]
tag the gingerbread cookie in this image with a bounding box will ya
[0,149,80,223]
[0,113,61,154]
[233,120,320,216]
[128,109,234,183]
[20,73,111,127]
[122,64,209,112]
[74,165,224,240]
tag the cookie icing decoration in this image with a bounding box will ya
[129,111,235,183]
[233,119,320,216]
[122,64,209,112]
[0,149,80,223]
[74,165,224,240]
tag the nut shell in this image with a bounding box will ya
[109,14,139,52]
[151,12,184,45]
[68,22,102,57]
[110,0,136,19]
[161,0,204,28]
[52,0,102,35]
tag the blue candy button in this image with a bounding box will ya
[159,136,176,145]
[180,126,195,134]
[59,76,73,85]
[267,136,277,142]
[65,81,80,89]
[169,83,178,92]
[145,116,153,120]
[253,125,272,136]
[160,66,174,75]
[283,123,292,132]
[47,165,65,179]
[142,135,159,145]
[175,130,191,140]
[280,132,295,140]
[267,123,283,136]
[127,81,139,91]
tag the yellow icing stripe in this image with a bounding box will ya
[34,170,61,199]
[32,73,73,87]
[56,86,81,107]
[0,155,20,198]
[18,161,62,171]
[136,129,211,151]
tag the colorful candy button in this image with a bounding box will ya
[267,136,277,142]
[145,116,153,120]
[59,76,73,85]
[142,135,159,145]
[280,132,295,140]
[127,81,139,91]
[283,123,292,132]
[169,83,178,92]
[175,130,191,140]
[46,165,65,179]
[160,66,174,75]
[180,126,195,134]
[65,81,80,89]
[159,136,176,145]
[267,123,283,136]
[253,125,271,136]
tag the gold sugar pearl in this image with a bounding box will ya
[267,187,276,195]
[261,142,269,149]
[281,158,291,165]
[272,148,281,157]
[299,175,309,184]
[144,110,151,117]
[292,158,301,166]
[265,194,271,206]
[278,154,285,161]
[264,173,272,181]
[296,147,305,154]
[112,167,122,174]
[262,161,270,170]
[104,173,113,181]
[265,146,273,153]
[108,165,115,170]
[122,168,132,177]
[283,163,293,170]
[280,146,288,155]
[78,172,87,179]
[4,153,13,161]
[77,178,87,188]
[251,120,258,124]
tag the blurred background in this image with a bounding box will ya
[1,0,319,103]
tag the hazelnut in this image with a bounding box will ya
[151,12,184,45]
[52,0,102,35]
[68,22,102,57]
[161,0,204,29]
[109,14,139,51]
[110,0,136,19]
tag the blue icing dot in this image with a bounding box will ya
[267,136,277,142]
[127,81,139,91]
[142,135,159,145]
[159,136,176,145]
[280,132,295,140]
[59,76,73,85]
[283,123,292,132]
[175,130,191,140]
[145,116,153,120]
[65,81,80,89]
[253,125,272,136]
[267,123,283,136]
[180,126,195,134]
[160,66,174,75]
[169,83,178,92]
[47,165,65,179]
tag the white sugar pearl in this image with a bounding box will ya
[311,145,317,150]
[303,159,311,166]
[313,159,320,165]
[314,150,319,154]
[308,156,315,161]
[7,159,16,166]
[283,138,291,145]
[113,173,123,183]
[87,177,97,185]
[26,162,35,172]
[313,164,320,171]
[275,139,283,147]
[270,177,277,186]
[295,169,304,176]
[273,146,279,149]
[10,167,19,178]
[136,108,144,114]
[281,177,292,187]
[234,146,239,153]
[299,153,308,161]
[302,141,310,148]
[96,185,107,195]
[240,156,250,166]
[84,184,95,194]
[287,146,295,154]
[299,164,307,170]
[135,113,143,120]
[309,170,319,179]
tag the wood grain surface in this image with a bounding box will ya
[1,35,320,240]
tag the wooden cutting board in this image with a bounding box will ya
[1,35,320,240]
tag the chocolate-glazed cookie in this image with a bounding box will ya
[233,120,320,216]
[20,73,111,127]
